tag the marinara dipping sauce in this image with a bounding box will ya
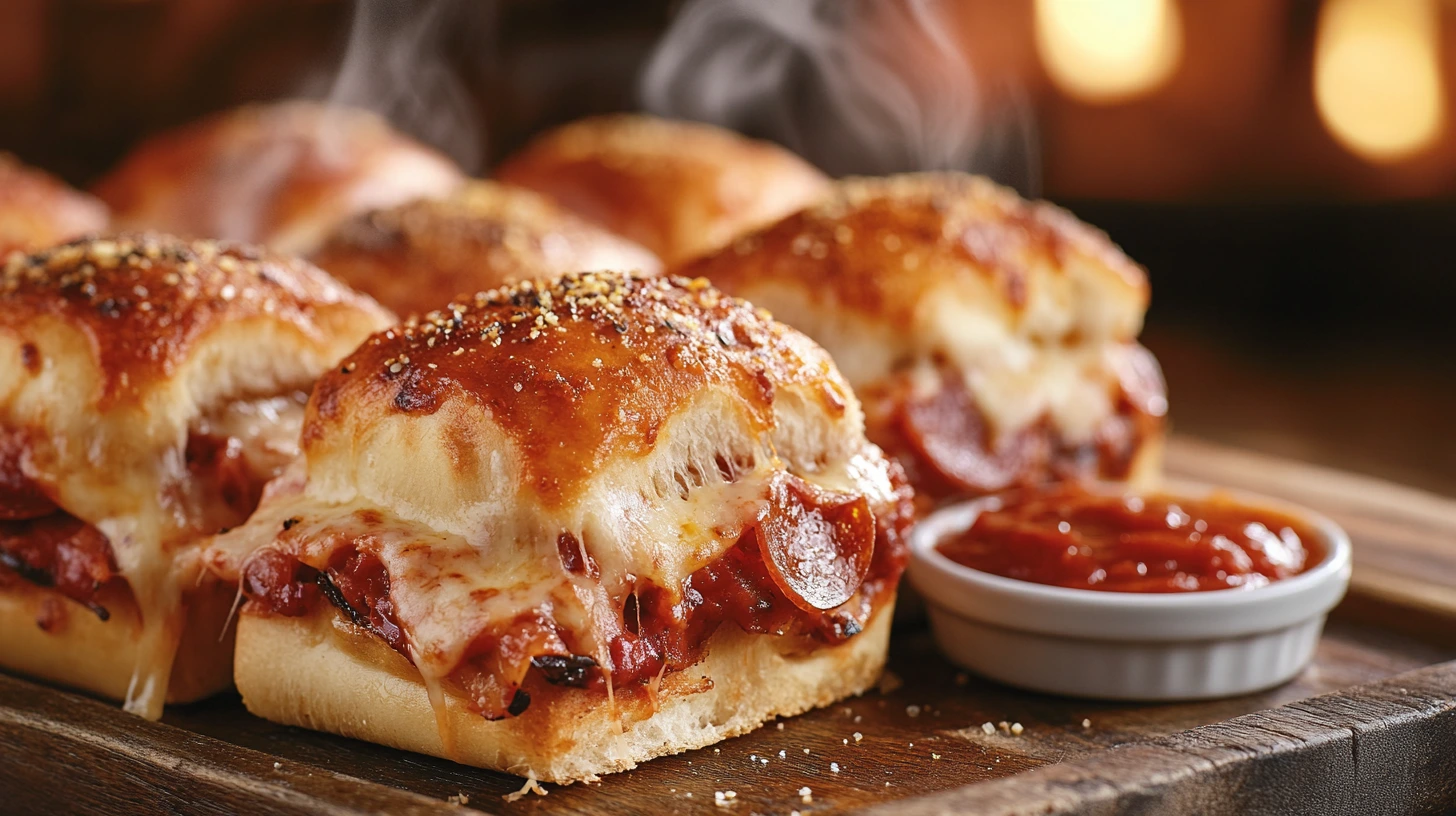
[936,485,1324,593]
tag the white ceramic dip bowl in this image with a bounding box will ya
[907,483,1352,700]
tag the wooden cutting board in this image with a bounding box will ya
[3,435,1456,815]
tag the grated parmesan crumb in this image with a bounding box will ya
[982,722,996,735]
[502,773,547,802]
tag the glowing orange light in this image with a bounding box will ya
[1314,0,1446,163]
[1034,0,1183,104]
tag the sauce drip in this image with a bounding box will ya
[937,485,1321,593]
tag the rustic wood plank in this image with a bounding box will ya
[858,660,1456,816]
[0,673,461,816]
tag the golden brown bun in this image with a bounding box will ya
[312,180,661,316]
[205,271,908,777]
[0,233,394,716]
[684,173,1150,370]
[495,114,830,266]
[93,102,464,255]
[302,271,861,517]
[682,173,1166,501]
[235,597,893,784]
[0,154,108,256]
[0,573,236,704]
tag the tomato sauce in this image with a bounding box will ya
[239,467,914,719]
[936,485,1322,593]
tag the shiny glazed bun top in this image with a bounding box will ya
[304,270,873,519]
[312,180,661,316]
[495,114,831,266]
[93,102,464,255]
[684,172,1150,385]
[0,154,109,256]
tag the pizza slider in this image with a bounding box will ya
[495,114,831,266]
[204,270,913,782]
[312,180,661,316]
[93,101,464,255]
[0,234,393,717]
[682,173,1167,507]
[0,154,108,256]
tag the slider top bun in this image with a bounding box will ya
[0,154,109,256]
[495,114,831,267]
[93,102,464,256]
[682,173,1151,386]
[312,180,661,316]
[208,271,909,725]
[2,233,393,424]
[301,271,869,524]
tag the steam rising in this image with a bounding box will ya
[313,0,487,173]
[640,0,1038,193]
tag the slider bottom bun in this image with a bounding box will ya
[0,577,237,704]
[235,596,898,783]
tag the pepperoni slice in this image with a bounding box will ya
[897,371,1044,493]
[0,431,58,521]
[754,473,875,612]
[0,512,118,619]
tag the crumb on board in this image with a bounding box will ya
[714,790,738,807]
[1083,718,1092,729]
[932,753,942,760]
[982,722,996,735]
[447,793,470,806]
[777,722,785,731]
[799,786,813,804]
[853,732,863,743]
[906,705,922,717]
[803,748,811,755]
[272,762,281,770]
[1012,722,1025,736]
[779,750,787,759]
[830,762,841,774]
[503,773,547,802]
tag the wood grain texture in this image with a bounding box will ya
[1,435,1455,815]
[859,660,1456,816]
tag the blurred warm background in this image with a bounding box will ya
[3,0,1454,493]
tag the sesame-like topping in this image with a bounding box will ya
[312,269,853,509]
[1,232,387,402]
[350,270,776,375]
